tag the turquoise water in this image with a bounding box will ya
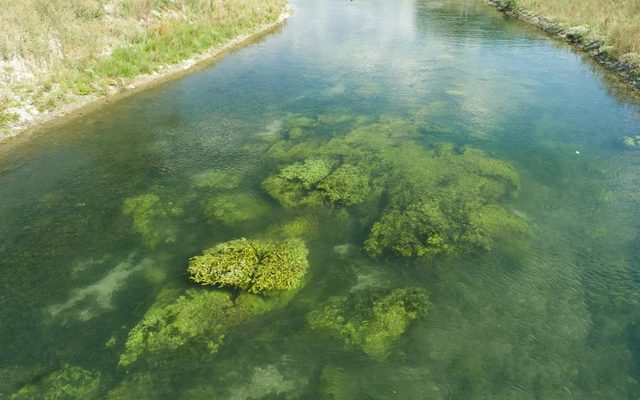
[3,0,640,398]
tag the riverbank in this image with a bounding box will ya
[0,0,290,142]
[487,0,640,91]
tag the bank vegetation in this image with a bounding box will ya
[0,0,288,139]
[493,0,640,87]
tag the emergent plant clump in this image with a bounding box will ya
[187,238,309,294]
[307,287,431,360]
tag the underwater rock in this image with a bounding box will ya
[307,287,431,360]
[11,364,101,400]
[118,288,275,367]
[187,238,309,294]
[122,193,183,249]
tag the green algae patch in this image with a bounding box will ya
[187,238,309,294]
[317,164,373,206]
[260,114,530,258]
[122,193,183,249]
[266,216,318,239]
[307,287,431,360]
[284,114,319,139]
[11,364,101,400]
[263,158,334,207]
[263,159,377,207]
[118,288,275,367]
[203,193,269,226]
[364,145,527,257]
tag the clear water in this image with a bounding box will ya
[2,0,640,398]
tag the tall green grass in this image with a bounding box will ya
[0,0,287,120]
[502,0,640,62]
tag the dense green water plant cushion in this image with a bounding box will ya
[307,287,431,360]
[122,193,183,249]
[262,113,530,258]
[11,364,101,400]
[187,238,309,294]
[118,289,276,367]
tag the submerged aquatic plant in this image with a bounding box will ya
[265,216,317,239]
[187,238,309,294]
[262,158,334,207]
[118,288,275,366]
[263,159,376,207]
[319,365,360,400]
[317,164,373,206]
[203,193,269,226]
[623,135,640,150]
[122,193,183,248]
[307,287,431,360]
[364,144,527,257]
[192,169,244,190]
[11,364,101,400]
[283,113,318,139]
[261,113,530,258]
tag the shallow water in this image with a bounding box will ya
[2,0,640,398]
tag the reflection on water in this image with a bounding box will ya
[2,0,640,398]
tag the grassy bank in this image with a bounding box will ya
[0,0,288,139]
[492,0,640,86]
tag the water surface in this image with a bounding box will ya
[2,0,640,398]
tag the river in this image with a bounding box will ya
[2,0,640,398]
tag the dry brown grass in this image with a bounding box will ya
[0,0,287,136]
[513,0,640,58]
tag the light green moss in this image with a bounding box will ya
[203,193,269,226]
[122,193,183,248]
[11,364,101,400]
[187,238,309,294]
[307,287,431,360]
[118,288,273,367]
